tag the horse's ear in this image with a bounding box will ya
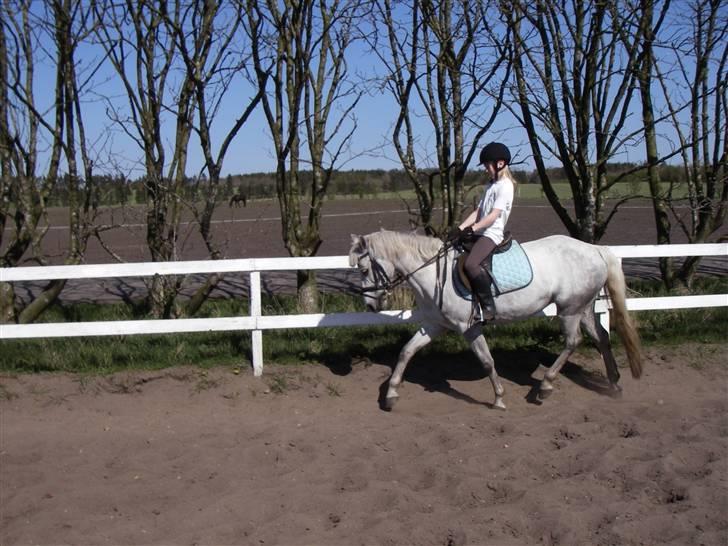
[350,234,367,249]
[349,234,366,267]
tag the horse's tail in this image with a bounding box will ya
[599,247,643,379]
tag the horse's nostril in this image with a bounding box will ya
[366,297,384,312]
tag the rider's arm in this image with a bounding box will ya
[458,209,478,230]
[471,209,502,232]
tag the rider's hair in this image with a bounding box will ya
[495,164,517,187]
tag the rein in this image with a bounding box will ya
[359,241,454,295]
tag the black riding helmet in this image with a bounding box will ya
[479,142,511,166]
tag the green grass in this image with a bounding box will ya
[1,278,725,375]
[511,181,692,200]
[325,182,691,201]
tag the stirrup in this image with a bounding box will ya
[480,304,496,322]
[471,301,495,325]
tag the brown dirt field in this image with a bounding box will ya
[1,343,727,546]
[32,197,728,263]
[11,198,728,304]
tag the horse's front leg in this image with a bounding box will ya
[384,325,443,411]
[464,324,506,410]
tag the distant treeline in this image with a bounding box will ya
[45,163,689,207]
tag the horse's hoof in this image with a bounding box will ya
[538,388,553,400]
[492,399,507,411]
[609,385,623,399]
[383,396,398,411]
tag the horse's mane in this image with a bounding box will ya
[364,230,443,263]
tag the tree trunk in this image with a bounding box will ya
[185,274,221,317]
[17,280,66,324]
[637,0,675,288]
[296,270,318,314]
[0,282,16,324]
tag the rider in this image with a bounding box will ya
[448,142,515,321]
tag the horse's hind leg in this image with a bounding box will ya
[384,325,442,411]
[465,325,506,410]
[540,314,581,398]
[580,307,622,396]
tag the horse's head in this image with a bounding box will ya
[349,234,394,311]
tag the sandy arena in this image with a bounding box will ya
[1,345,727,545]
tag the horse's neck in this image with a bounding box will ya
[377,242,426,278]
[389,245,450,298]
[394,252,425,276]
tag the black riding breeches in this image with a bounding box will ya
[464,236,497,280]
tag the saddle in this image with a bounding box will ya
[454,231,533,298]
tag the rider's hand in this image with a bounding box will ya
[446,227,461,243]
[459,226,474,242]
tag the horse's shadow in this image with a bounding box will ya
[321,345,618,410]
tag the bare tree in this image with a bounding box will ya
[370,0,511,234]
[92,1,263,317]
[0,0,53,322]
[639,0,727,288]
[504,0,649,243]
[161,1,262,315]
[91,0,186,317]
[245,0,364,311]
[1,0,101,323]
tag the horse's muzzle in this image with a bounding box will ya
[365,292,387,312]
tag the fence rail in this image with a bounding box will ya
[2,244,726,376]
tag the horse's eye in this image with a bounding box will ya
[360,267,369,275]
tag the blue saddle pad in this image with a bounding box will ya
[453,240,534,299]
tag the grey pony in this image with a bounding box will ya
[349,230,643,411]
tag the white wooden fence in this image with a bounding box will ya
[1,244,726,376]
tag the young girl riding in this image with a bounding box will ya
[448,142,516,321]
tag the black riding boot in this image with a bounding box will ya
[469,270,496,321]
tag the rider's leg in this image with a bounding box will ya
[464,236,497,321]
[469,270,496,320]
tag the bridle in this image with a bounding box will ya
[357,251,396,294]
[357,241,454,296]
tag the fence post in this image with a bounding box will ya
[250,271,263,376]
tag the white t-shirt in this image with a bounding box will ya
[475,177,514,244]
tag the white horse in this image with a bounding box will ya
[349,230,643,411]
